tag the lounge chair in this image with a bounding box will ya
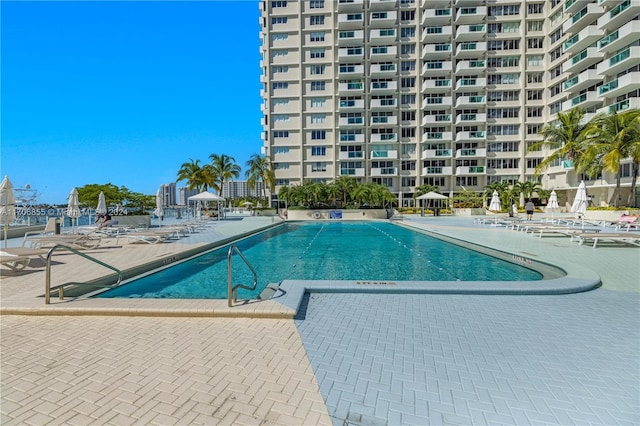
[23,233,102,250]
[571,232,640,248]
[0,248,48,271]
[115,229,182,244]
[22,218,59,240]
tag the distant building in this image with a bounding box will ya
[177,186,198,206]
[222,181,264,200]
[159,183,176,207]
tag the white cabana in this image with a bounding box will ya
[188,191,225,220]
[416,191,449,216]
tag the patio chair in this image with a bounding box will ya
[22,218,59,241]
[23,233,103,250]
[0,248,48,271]
[570,232,640,248]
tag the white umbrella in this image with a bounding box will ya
[488,190,501,223]
[96,191,107,215]
[154,189,164,222]
[66,187,81,232]
[571,181,587,217]
[0,176,16,248]
[547,190,559,222]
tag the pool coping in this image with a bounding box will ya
[0,220,602,318]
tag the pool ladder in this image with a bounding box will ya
[227,245,258,307]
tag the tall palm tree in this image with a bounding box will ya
[245,153,275,203]
[209,154,241,195]
[581,109,640,207]
[176,159,206,192]
[332,176,356,207]
[530,107,588,176]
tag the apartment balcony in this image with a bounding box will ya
[339,98,365,110]
[455,6,486,23]
[455,95,486,108]
[421,61,453,76]
[562,3,604,35]
[338,81,364,94]
[456,113,486,125]
[421,149,452,160]
[422,166,453,175]
[369,10,397,27]
[597,46,640,76]
[455,59,486,74]
[338,64,365,77]
[422,96,453,108]
[563,91,601,111]
[339,151,365,160]
[371,149,398,160]
[455,77,486,91]
[598,0,639,32]
[602,97,640,114]
[455,148,486,159]
[370,0,397,9]
[339,116,364,126]
[456,131,486,142]
[454,24,485,42]
[340,167,366,177]
[562,46,603,74]
[339,133,365,143]
[421,131,453,143]
[563,68,601,94]
[421,79,452,93]
[563,0,584,15]
[455,166,485,175]
[598,72,640,99]
[598,20,640,53]
[563,25,604,55]
[421,114,452,125]
[370,133,398,142]
[338,12,364,29]
[371,167,398,177]
[421,8,453,26]
[337,0,364,11]
[455,42,487,58]
[338,30,365,46]
[370,63,397,76]
[370,45,397,61]
[370,28,397,43]
[421,43,452,58]
[421,26,453,43]
[370,98,397,109]
[370,80,398,93]
[370,115,398,125]
[338,47,364,62]
[422,0,452,7]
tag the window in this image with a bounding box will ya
[487,159,519,169]
[310,49,325,59]
[527,107,543,117]
[273,147,289,154]
[527,20,544,32]
[311,81,326,91]
[401,111,416,121]
[402,177,416,187]
[549,65,562,80]
[401,77,416,88]
[272,114,289,122]
[401,128,416,137]
[401,27,415,38]
[310,15,325,25]
[311,130,326,140]
[488,4,520,16]
[488,108,519,118]
[527,90,543,100]
[372,12,388,19]
[456,177,478,186]
[274,163,289,170]
[528,55,543,67]
[311,97,326,108]
[271,33,289,42]
[550,28,563,44]
[309,0,324,8]
[272,99,289,107]
[311,146,326,156]
[401,44,416,55]
[271,1,287,7]
[275,179,290,186]
[271,50,288,58]
[311,114,326,124]
[527,124,541,136]
[272,66,288,73]
[400,10,415,21]
[273,131,289,138]
[526,158,542,169]
[272,82,289,89]
[488,142,519,152]
[401,61,415,71]
[312,162,327,172]
[310,65,325,75]
[487,90,519,101]
[401,94,416,105]
[402,144,416,155]
[549,82,562,96]
[549,47,562,62]
[310,32,325,42]
[401,160,416,171]
[488,125,520,135]
[527,38,543,49]
[528,73,543,84]
[528,3,543,15]
[271,17,288,24]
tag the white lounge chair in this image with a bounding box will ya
[23,234,103,250]
[0,248,48,271]
[571,232,640,248]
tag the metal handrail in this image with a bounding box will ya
[227,245,258,307]
[45,244,123,304]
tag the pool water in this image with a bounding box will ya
[98,221,542,299]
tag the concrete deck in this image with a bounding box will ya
[1,214,638,425]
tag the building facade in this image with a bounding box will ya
[259,0,639,207]
[160,183,177,207]
[221,181,265,200]
[177,186,199,206]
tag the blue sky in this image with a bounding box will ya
[1,0,262,205]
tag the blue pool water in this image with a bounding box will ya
[98,221,542,299]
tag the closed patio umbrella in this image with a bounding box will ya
[96,191,107,215]
[154,189,164,223]
[488,190,501,223]
[547,190,559,222]
[571,181,588,227]
[66,187,81,232]
[0,176,16,248]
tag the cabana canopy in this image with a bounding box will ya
[188,191,225,202]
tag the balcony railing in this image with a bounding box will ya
[424,132,443,139]
[564,76,579,90]
[610,48,630,66]
[570,93,587,106]
[609,99,629,113]
[564,34,579,50]
[598,30,618,49]
[599,79,618,95]
[610,0,630,18]
[572,49,588,65]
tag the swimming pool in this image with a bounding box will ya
[98,221,544,300]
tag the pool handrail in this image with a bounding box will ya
[227,244,258,307]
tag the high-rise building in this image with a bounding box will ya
[160,183,177,207]
[259,0,639,207]
[222,181,265,200]
[177,186,199,206]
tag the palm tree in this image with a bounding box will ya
[581,109,640,207]
[530,107,588,176]
[209,154,241,195]
[332,176,356,207]
[245,153,275,203]
[512,181,542,200]
[177,159,206,192]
